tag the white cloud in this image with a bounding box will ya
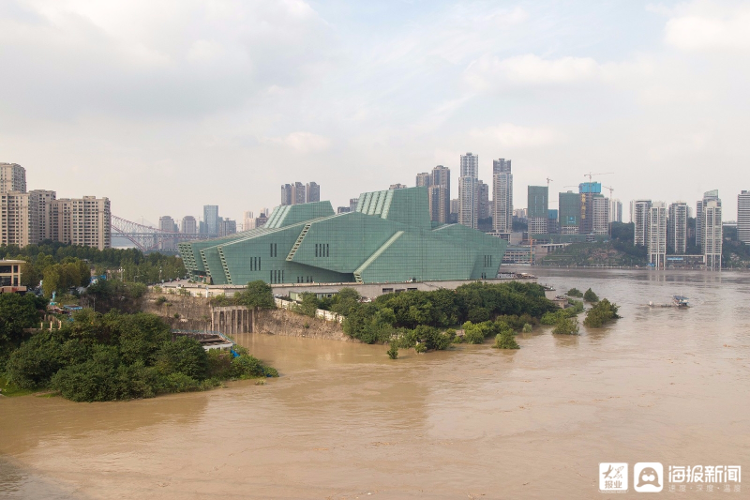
[659,1,750,51]
[463,53,645,90]
[0,0,332,120]
[469,124,562,148]
[665,13,750,51]
[263,132,331,153]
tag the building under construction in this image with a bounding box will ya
[179,187,507,285]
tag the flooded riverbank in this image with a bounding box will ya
[2,269,749,499]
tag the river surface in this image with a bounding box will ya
[1,269,749,499]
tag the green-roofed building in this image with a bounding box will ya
[179,187,507,285]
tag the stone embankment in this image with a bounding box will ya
[253,308,353,342]
[143,290,351,342]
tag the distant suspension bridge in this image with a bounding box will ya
[111,215,210,252]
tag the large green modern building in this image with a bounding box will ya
[180,187,507,285]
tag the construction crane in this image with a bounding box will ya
[546,177,553,187]
[583,172,613,182]
[603,185,615,198]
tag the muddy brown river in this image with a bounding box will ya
[1,269,749,499]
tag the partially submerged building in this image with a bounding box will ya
[180,187,507,285]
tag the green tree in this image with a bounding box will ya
[583,299,620,327]
[583,288,599,303]
[566,288,583,298]
[0,294,42,353]
[387,341,399,359]
[552,317,580,335]
[295,293,319,317]
[5,329,66,388]
[330,288,361,316]
[235,280,275,309]
[493,328,520,349]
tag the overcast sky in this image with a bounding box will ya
[1,0,748,226]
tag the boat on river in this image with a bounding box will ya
[672,295,690,307]
[647,295,690,308]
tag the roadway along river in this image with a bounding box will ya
[1,269,749,499]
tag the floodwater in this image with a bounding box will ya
[1,269,749,499]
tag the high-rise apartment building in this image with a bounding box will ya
[609,199,623,223]
[349,198,359,212]
[204,205,219,236]
[492,158,513,234]
[739,190,750,245]
[632,200,652,246]
[50,197,111,250]
[592,196,610,235]
[306,182,320,203]
[431,165,451,224]
[478,181,490,221]
[28,190,56,244]
[416,172,431,187]
[159,216,177,233]
[703,200,722,270]
[242,211,255,231]
[291,182,306,205]
[0,163,26,194]
[281,184,292,206]
[181,216,197,234]
[219,219,237,237]
[158,216,178,251]
[559,191,580,234]
[527,186,549,235]
[0,192,31,246]
[696,189,720,249]
[668,202,689,254]
[458,152,479,229]
[647,202,667,269]
[450,198,460,223]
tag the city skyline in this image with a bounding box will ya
[0,1,747,223]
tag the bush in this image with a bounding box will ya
[492,329,520,349]
[583,288,599,303]
[5,329,66,388]
[387,341,399,359]
[583,299,620,327]
[462,321,500,344]
[566,288,584,298]
[552,317,580,335]
[522,323,533,333]
[154,337,209,380]
[397,325,454,351]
